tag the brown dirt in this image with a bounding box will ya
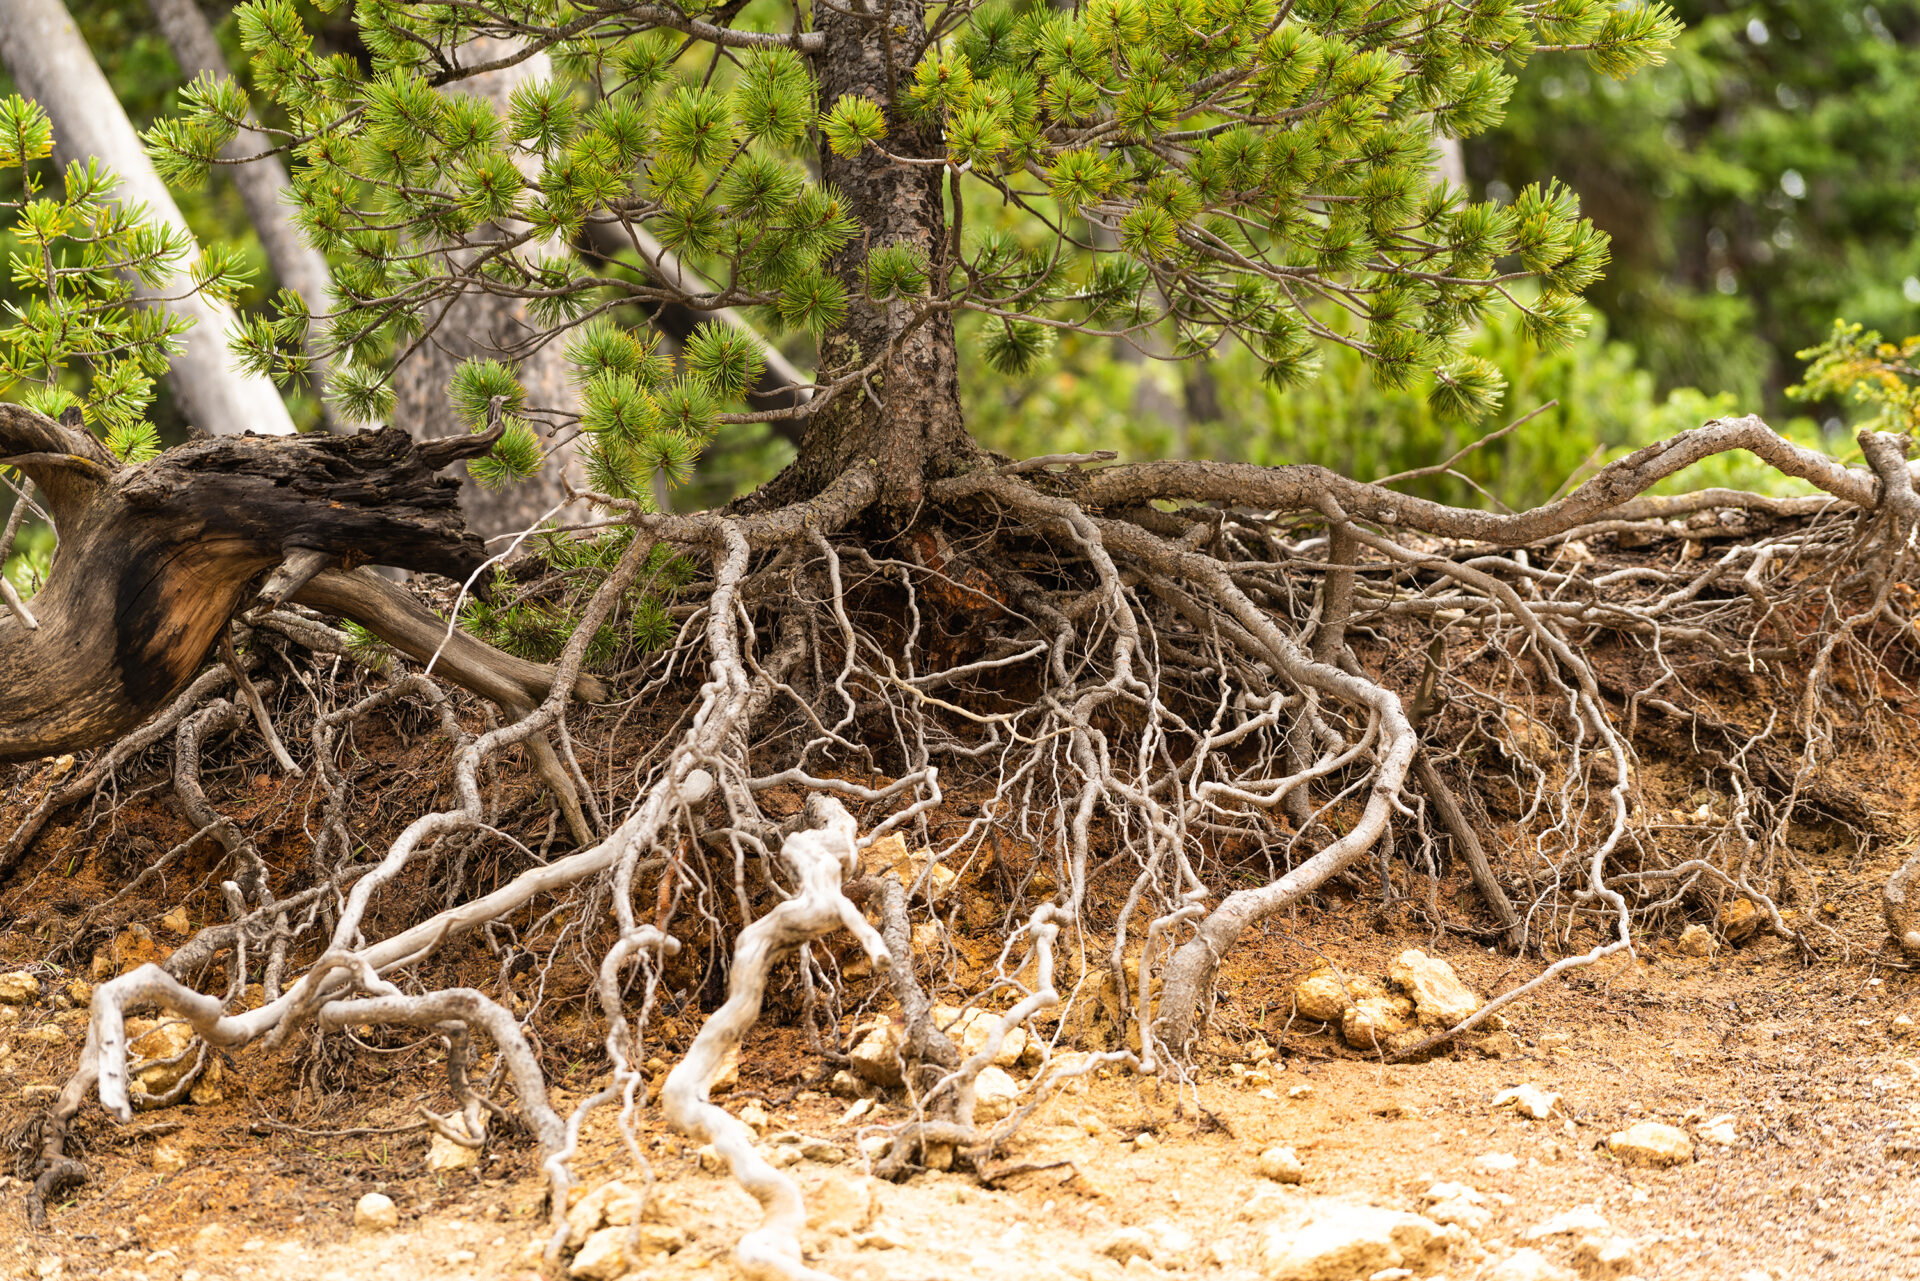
[3,865,1918,1281]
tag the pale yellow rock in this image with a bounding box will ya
[1389,950,1482,1026]
[150,1138,191,1173]
[709,1042,741,1094]
[22,1024,64,1045]
[1259,1203,1453,1281]
[353,1192,399,1231]
[1677,924,1713,957]
[160,906,192,937]
[425,1127,482,1173]
[1492,1084,1561,1120]
[1291,970,1349,1023]
[807,1172,878,1234]
[932,1003,1027,1066]
[1606,1122,1693,1167]
[973,1065,1020,1120]
[848,1019,905,1086]
[863,832,956,900]
[1341,995,1415,1051]
[1257,1146,1306,1184]
[0,972,39,1005]
[1571,1234,1639,1278]
[125,1018,195,1095]
[569,1226,630,1280]
[568,1180,643,1247]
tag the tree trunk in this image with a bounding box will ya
[389,38,581,540]
[0,404,495,762]
[756,0,977,520]
[0,0,295,439]
[146,0,339,427]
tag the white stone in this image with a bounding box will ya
[1425,1196,1490,1233]
[849,1020,905,1086]
[425,1123,483,1173]
[1471,1152,1519,1175]
[1487,1248,1577,1281]
[1697,1114,1738,1146]
[1259,1203,1453,1281]
[807,1172,877,1234]
[1523,1206,1609,1241]
[1606,1122,1692,1167]
[353,1192,399,1231]
[569,1226,630,1280]
[1258,1146,1307,1184]
[1291,970,1350,1022]
[932,1003,1028,1067]
[1389,950,1481,1026]
[1493,1084,1562,1120]
[974,1065,1020,1119]
[567,1180,644,1247]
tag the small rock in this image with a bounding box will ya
[709,1043,741,1094]
[1422,1182,1491,1233]
[189,1058,224,1107]
[738,1101,771,1133]
[1474,1030,1523,1059]
[829,1069,870,1099]
[1606,1122,1692,1167]
[150,1138,191,1173]
[1291,969,1350,1023]
[1287,1084,1315,1099]
[1892,1014,1916,1040]
[125,1018,195,1095]
[1098,1227,1156,1265]
[798,1136,847,1164]
[425,1119,483,1172]
[696,1144,725,1174]
[1677,924,1713,957]
[22,1024,64,1045]
[1493,1084,1562,1121]
[974,1065,1020,1120]
[848,1020,905,1086]
[1389,950,1481,1026]
[57,980,90,1009]
[1257,1146,1307,1184]
[807,1173,878,1234]
[1571,1234,1638,1278]
[863,833,957,900]
[838,1097,876,1125]
[354,1192,399,1231]
[569,1226,630,1280]
[1696,1114,1737,1147]
[568,1181,642,1247]
[0,972,40,1005]
[854,1226,909,1250]
[1487,1248,1577,1281]
[1259,1202,1455,1281]
[1721,896,1763,943]
[1472,1152,1520,1175]
[160,905,192,937]
[1523,1206,1609,1240]
[1342,995,1415,1052]
[933,1003,1027,1067]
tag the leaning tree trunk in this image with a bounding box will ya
[0,0,295,439]
[0,402,600,762]
[753,0,978,521]
[389,37,582,540]
[147,0,338,427]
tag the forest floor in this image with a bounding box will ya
[3,860,1917,1281]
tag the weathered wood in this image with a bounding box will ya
[0,404,492,762]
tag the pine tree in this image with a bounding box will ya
[149,0,1682,519]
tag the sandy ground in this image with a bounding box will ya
[4,921,1916,1281]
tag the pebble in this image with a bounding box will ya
[1606,1121,1693,1167]
[1522,1206,1609,1240]
[1098,1227,1156,1264]
[1696,1114,1738,1146]
[150,1139,191,1173]
[1390,950,1482,1026]
[1677,924,1714,956]
[1572,1234,1639,1277]
[1472,1152,1520,1174]
[0,971,40,1005]
[160,905,192,937]
[425,1124,483,1173]
[1256,1146,1306,1184]
[1290,969,1349,1022]
[807,1172,878,1234]
[1493,1084,1562,1120]
[569,1226,630,1280]
[353,1192,399,1231]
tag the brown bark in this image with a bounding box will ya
[0,403,508,763]
[752,0,979,521]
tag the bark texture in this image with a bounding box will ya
[755,0,978,518]
[0,403,488,762]
[0,0,295,439]
[389,37,581,539]
[147,0,338,425]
